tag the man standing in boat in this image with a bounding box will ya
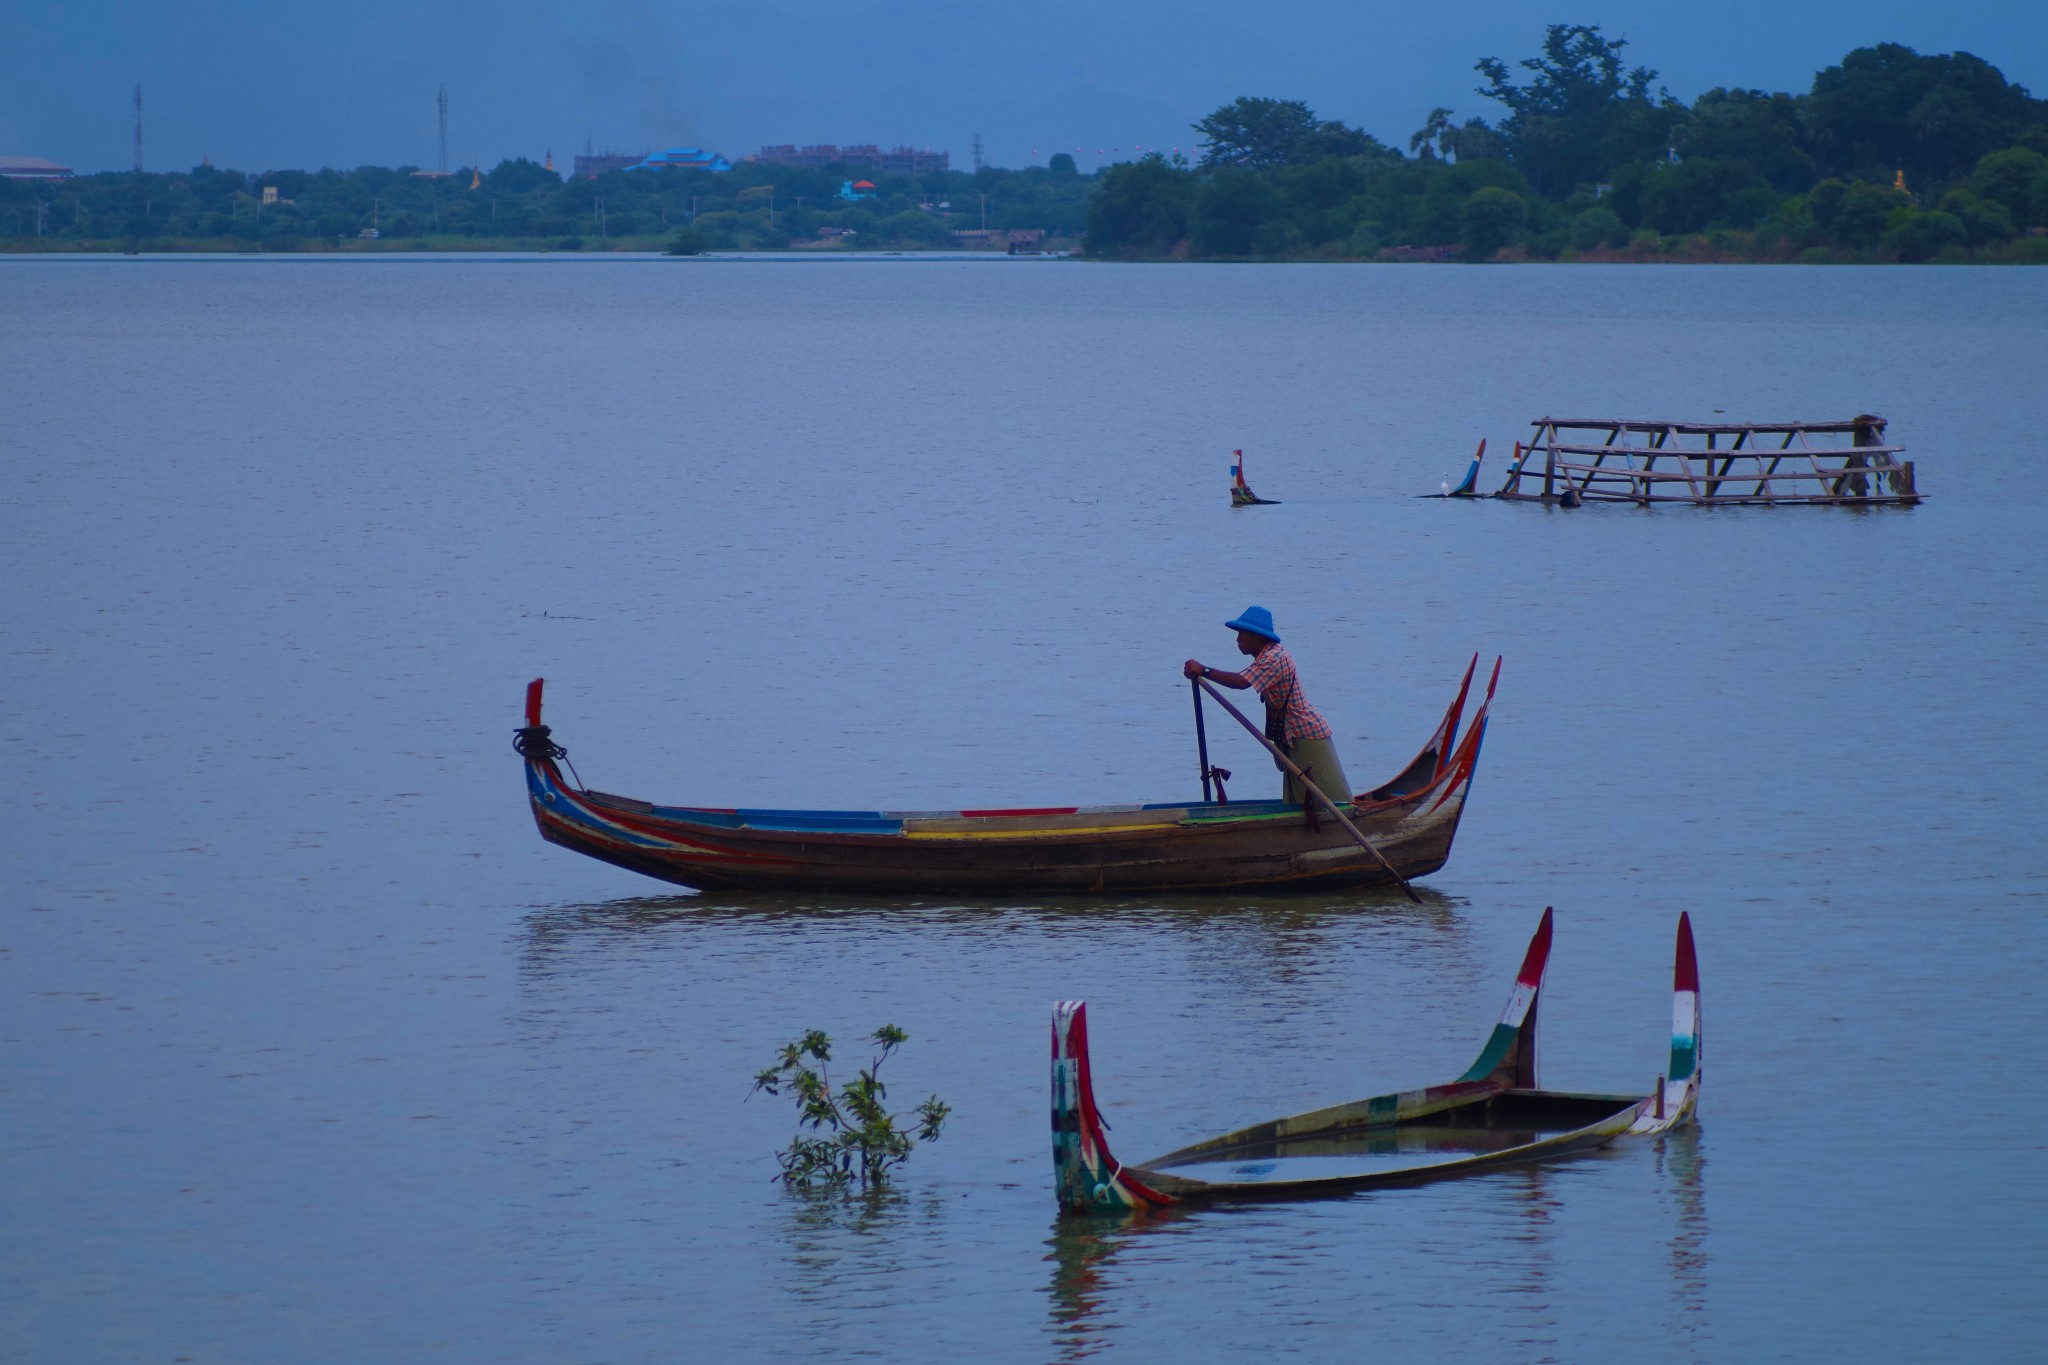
[1184,606,1353,805]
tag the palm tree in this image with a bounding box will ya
[1409,107,1454,161]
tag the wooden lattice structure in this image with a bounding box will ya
[1494,416,1920,506]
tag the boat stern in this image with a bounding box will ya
[1052,1002,1173,1215]
[1631,912,1703,1134]
[1458,906,1553,1089]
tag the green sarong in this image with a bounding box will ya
[1280,735,1351,806]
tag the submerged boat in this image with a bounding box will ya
[514,657,1499,895]
[1052,908,1701,1212]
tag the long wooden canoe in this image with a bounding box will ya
[1052,908,1702,1212]
[514,657,1500,895]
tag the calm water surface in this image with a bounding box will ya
[3,255,2045,1362]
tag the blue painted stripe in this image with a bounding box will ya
[568,787,1311,837]
[530,767,673,847]
[642,799,1306,834]
[644,805,905,834]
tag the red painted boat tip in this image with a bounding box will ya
[1517,908,1555,985]
[1674,913,1699,992]
[1054,1001,1088,1056]
[960,806,1080,818]
[524,678,545,727]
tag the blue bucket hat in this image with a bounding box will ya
[1225,605,1280,642]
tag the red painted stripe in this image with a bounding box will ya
[1427,713,1487,813]
[957,806,1080,818]
[1423,659,1498,812]
[1517,907,1555,987]
[1065,1004,1174,1208]
[1674,912,1699,992]
[1430,654,1479,779]
[540,802,797,866]
[1118,1168,1174,1206]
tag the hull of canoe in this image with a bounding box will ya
[1129,1091,1648,1203]
[524,759,1478,895]
[516,657,1498,897]
[1051,912,1703,1213]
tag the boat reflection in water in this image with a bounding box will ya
[1042,1218,1133,1363]
[1660,1125,1712,1342]
[1039,1153,1715,1362]
[513,886,1468,987]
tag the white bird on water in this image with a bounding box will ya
[1441,473,1450,497]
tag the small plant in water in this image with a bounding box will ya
[751,1025,950,1188]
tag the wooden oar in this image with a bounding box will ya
[1191,678,1214,803]
[1194,677,1422,903]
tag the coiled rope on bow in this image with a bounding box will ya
[513,724,585,789]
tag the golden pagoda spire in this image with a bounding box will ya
[1894,168,1908,194]
[545,148,553,172]
[470,164,481,189]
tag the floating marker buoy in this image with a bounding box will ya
[1426,439,1488,499]
[1230,448,1279,506]
[1449,439,1484,497]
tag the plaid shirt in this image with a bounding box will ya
[1242,643,1333,742]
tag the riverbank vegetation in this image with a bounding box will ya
[0,154,1094,254]
[6,28,2043,262]
[1087,31,2048,263]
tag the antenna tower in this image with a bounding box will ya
[438,84,449,173]
[133,85,143,172]
[971,132,984,172]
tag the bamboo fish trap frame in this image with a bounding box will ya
[1490,415,1920,506]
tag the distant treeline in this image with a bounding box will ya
[0,154,1094,252]
[1087,30,2048,263]
[7,29,2045,262]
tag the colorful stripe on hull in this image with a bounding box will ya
[515,667,1495,894]
[1458,905,1553,1087]
[1631,911,1703,1134]
[1052,1002,1174,1213]
[1057,909,1704,1212]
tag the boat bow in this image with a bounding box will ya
[1458,904,1553,1088]
[1629,911,1703,1134]
[1052,1002,1173,1213]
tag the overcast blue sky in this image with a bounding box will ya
[6,0,2044,175]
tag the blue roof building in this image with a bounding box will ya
[631,148,732,172]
